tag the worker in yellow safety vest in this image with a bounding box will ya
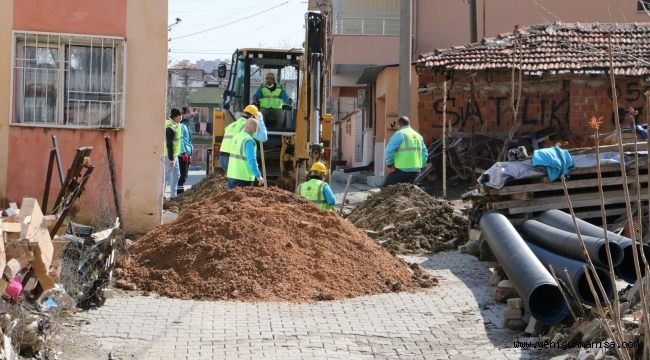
[296,162,336,211]
[226,118,265,189]
[164,108,183,199]
[219,104,267,172]
[383,116,428,188]
[253,72,291,128]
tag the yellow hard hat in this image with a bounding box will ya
[310,161,327,174]
[243,104,259,116]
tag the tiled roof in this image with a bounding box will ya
[417,23,650,75]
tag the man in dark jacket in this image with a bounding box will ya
[177,107,195,194]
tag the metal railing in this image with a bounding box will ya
[11,31,125,128]
[334,16,400,36]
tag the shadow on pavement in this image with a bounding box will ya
[419,251,556,360]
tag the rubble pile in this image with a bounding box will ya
[164,173,228,213]
[0,198,118,357]
[490,262,650,359]
[347,184,469,254]
[123,187,436,301]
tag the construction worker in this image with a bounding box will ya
[226,118,265,189]
[219,104,267,172]
[253,72,291,128]
[296,162,336,211]
[383,116,428,188]
[165,108,182,199]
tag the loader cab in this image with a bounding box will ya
[223,48,302,132]
[217,48,302,185]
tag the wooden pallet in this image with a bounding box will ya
[476,158,649,222]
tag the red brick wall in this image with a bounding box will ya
[417,70,650,145]
[14,0,127,36]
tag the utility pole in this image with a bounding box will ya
[398,0,412,118]
[469,0,478,43]
[183,69,190,106]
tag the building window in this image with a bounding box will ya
[354,114,363,163]
[334,17,400,36]
[639,0,649,11]
[12,31,126,128]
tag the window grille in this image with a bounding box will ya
[639,1,650,12]
[11,31,126,128]
[354,114,363,163]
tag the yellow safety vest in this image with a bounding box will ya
[226,131,256,182]
[297,178,332,211]
[165,118,182,156]
[260,84,283,109]
[394,126,424,169]
[221,118,246,154]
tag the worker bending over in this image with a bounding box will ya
[226,118,265,189]
[297,162,336,211]
[219,104,267,172]
[383,116,427,188]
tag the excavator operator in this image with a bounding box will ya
[253,72,291,128]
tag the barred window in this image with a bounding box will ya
[12,31,125,128]
[639,0,650,11]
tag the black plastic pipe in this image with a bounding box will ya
[479,213,568,324]
[519,220,624,268]
[524,241,614,306]
[538,209,650,283]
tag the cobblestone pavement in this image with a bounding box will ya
[72,251,544,360]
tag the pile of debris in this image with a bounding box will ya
[494,266,646,360]
[122,187,436,301]
[164,173,228,213]
[0,198,119,358]
[347,184,469,254]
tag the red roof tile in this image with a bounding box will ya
[417,23,650,75]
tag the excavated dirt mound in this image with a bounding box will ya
[164,173,228,213]
[124,187,435,301]
[347,184,469,254]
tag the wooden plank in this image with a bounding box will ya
[19,198,53,269]
[5,241,33,269]
[568,142,648,154]
[0,232,6,282]
[19,198,55,291]
[569,165,647,176]
[492,189,643,210]
[489,165,647,192]
[572,208,629,220]
[49,238,71,282]
[490,176,643,195]
[2,222,21,233]
[507,191,648,214]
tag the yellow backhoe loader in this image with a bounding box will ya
[211,11,331,190]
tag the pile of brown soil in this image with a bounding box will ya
[164,173,228,213]
[347,184,469,255]
[123,187,435,301]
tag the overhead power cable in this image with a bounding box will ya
[170,1,290,41]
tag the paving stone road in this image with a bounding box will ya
[71,251,547,360]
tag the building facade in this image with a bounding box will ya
[416,23,650,146]
[322,0,649,183]
[0,0,168,233]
